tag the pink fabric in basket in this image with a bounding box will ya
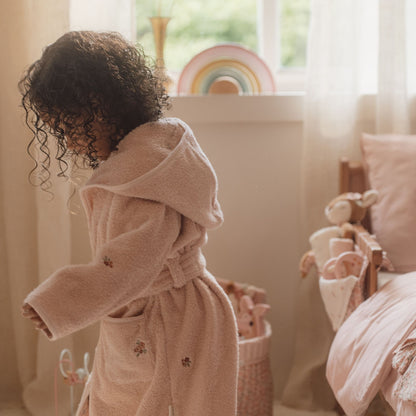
[361,133,416,273]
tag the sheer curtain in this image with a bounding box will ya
[279,0,416,414]
[0,1,134,415]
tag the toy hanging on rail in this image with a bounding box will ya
[299,190,380,330]
[55,349,90,416]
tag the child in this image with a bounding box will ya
[20,31,238,416]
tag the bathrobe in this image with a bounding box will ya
[25,117,238,416]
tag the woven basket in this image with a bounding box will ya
[238,321,273,416]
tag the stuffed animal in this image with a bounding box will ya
[216,278,270,339]
[299,190,378,278]
[236,295,270,339]
[325,190,378,238]
[216,278,267,313]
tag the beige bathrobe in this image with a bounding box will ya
[25,118,238,416]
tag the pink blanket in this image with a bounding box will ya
[327,272,416,415]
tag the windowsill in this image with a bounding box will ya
[166,93,305,123]
[166,93,380,124]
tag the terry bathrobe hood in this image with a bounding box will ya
[85,117,223,229]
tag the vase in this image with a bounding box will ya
[149,16,172,91]
[149,16,171,68]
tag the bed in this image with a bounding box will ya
[326,133,416,415]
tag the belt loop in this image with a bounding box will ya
[166,257,187,288]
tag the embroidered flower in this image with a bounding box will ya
[134,340,147,357]
[103,256,113,268]
[182,357,192,367]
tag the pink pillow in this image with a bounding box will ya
[361,133,416,273]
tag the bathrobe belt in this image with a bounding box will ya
[145,249,207,296]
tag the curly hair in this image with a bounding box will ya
[19,31,170,190]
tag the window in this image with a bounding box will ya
[279,0,310,68]
[135,0,310,92]
[136,0,257,71]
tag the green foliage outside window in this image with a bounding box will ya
[280,0,310,68]
[136,0,309,72]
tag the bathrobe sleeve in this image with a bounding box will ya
[24,198,181,340]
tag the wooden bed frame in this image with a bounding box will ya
[338,158,396,416]
[339,157,383,297]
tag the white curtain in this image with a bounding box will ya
[279,0,416,414]
[376,0,416,134]
[0,1,134,415]
[70,0,135,41]
[301,0,380,238]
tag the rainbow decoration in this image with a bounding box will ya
[177,44,276,95]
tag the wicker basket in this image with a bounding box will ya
[238,321,273,416]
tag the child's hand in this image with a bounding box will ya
[22,303,52,337]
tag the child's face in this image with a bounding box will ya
[42,114,113,161]
[65,119,113,161]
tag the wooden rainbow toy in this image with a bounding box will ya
[177,43,276,95]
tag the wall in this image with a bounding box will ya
[167,95,304,398]
[69,94,305,400]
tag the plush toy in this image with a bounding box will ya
[299,190,378,278]
[325,190,379,239]
[216,278,267,314]
[236,295,270,339]
[216,278,270,339]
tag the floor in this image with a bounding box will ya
[0,401,283,416]
[0,400,391,416]
[274,403,338,416]
[273,399,394,416]
[0,404,30,416]
[4,402,282,416]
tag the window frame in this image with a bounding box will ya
[258,0,307,92]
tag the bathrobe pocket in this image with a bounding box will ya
[99,314,155,382]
